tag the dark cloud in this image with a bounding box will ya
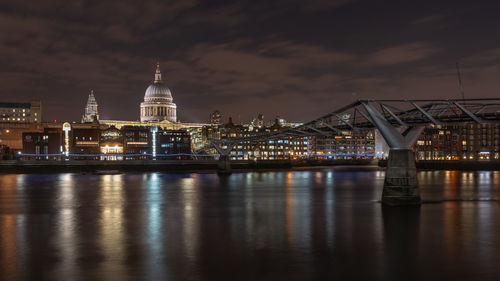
[0,0,500,123]
[366,42,441,65]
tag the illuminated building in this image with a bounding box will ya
[99,119,207,130]
[252,113,264,127]
[140,62,177,122]
[0,123,44,151]
[20,121,192,160]
[96,62,211,151]
[308,130,376,160]
[416,123,500,160]
[81,90,99,123]
[99,119,207,152]
[122,126,150,159]
[186,127,204,151]
[100,126,124,160]
[337,113,350,125]
[210,110,222,125]
[202,117,308,160]
[375,129,389,159]
[0,101,41,123]
[154,129,191,159]
[71,125,101,160]
[21,129,62,160]
[0,101,43,152]
[21,122,107,160]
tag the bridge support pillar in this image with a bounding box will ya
[361,102,424,205]
[217,155,232,175]
[383,149,420,206]
[212,141,234,175]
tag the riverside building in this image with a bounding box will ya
[201,117,308,160]
[20,123,191,160]
[22,128,62,160]
[99,62,209,151]
[0,101,41,123]
[308,130,376,160]
[416,123,500,160]
[0,101,43,152]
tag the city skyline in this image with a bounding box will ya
[1,0,500,123]
[3,2,500,279]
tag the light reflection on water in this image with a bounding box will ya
[1,169,500,280]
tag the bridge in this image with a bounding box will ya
[209,98,500,206]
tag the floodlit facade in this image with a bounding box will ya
[140,63,177,123]
[82,90,99,123]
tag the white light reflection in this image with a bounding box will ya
[99,174,125,279]
[291,172,312,256]
[285,172,295,248]
[325,171,335,248]
[145,172,166,279]
[55,174,77,279]
[477,202,494,263]
[479,171,491,186]
[180,176,199,266]
[315,172,322,185]
[15,174,26,192]
[493,171,500,187]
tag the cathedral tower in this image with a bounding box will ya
[82,90,99,123]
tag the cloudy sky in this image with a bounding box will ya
[0,0,499,123]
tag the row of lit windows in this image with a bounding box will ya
[75,136,95,141]
[2,117,26,121]
[0,108,28,113]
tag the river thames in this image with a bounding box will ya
[1,167,500,280]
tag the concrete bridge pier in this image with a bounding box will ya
[362,102,424,205]
[383,149,420,205]
[217,155,232,175]
[213,142,234,175]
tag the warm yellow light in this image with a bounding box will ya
[127,141,148,145]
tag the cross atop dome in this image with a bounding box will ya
[154,62,162,83]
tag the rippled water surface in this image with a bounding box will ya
[1,168,500,281]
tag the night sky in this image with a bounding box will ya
[1,0,499,123]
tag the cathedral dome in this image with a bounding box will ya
[144,63,173,102]
[145,83,172,101]
[140,62,178,123]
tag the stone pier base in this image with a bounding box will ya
[217,155,232,175]
[382,149,421,206]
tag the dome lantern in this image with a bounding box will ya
[154,62,162,83]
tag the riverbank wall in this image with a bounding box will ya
[0,159,378,173]
[379,160,500,170]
